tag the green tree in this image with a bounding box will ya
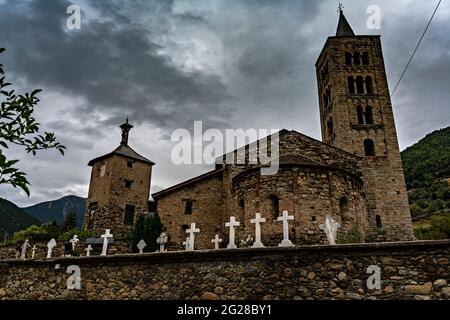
[131,213,165,253]
[60,211,77,232]
[0,48,65,196]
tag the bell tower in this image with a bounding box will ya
[315,7,414,241]
[83,120,154,238]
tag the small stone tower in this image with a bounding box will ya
[315,8,414,241]
[83,120,154,237]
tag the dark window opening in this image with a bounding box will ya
[124,204,135,225]
[184,200,193,215]
[353,52,361,65]
[365,106,374,124]
[311,216,316,222]
[327,117,334,135]
[364,139,376,156]
[357,106,364,124]
[362,52,369,65]
[339,197,348,212]
[345,52,352,65]
[376,215,382,228]
[269,195,280,219]
[365,76,373,95]
[125,180,133,188]
[238,199,245,226]
[348,76,355,94]
[127,160,133,168]
[356,76,364,94]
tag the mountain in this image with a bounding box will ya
[0,198,41,239]
[21,195,86,228]
[401,126,450,222]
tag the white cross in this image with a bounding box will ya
[20,239,30,260]
[319,214,341,245]
[70,235,79,251]
[156,232,168,252]
[225,216,240,249]
[186,223,200,251]
[85,245,93,257]
[47,239,57,259]
[137,239,147,254]
[251,212,266,248]
[277,210,295,247]
[183,237,191,251]
[101,229,113,256]
[31,245,37,259]
[211,234,222,250]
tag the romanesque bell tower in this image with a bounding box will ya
[315,8,414,241]
[83,120,154,238]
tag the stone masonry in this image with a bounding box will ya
[0,241,448,300]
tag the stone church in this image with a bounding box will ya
[83,10,415,248]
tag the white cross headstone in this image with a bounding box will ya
[211,234,222,250]
[70,235,79,251]
[251,212,266,248]
[85,245,93,257]
[31,245,37,259]
[20,239,30,260]
[182,237,191,251]
[319,214,341,245]
[186,223,200,251]
[225,216,240,249]
[156,232,168,252]
[277,210,295,247]
[137,239,147,254]
[47,239,57,259]
[100,229,113,256]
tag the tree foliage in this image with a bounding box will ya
[401,126,450,220]
[0,48,66,196]
[131,213,165,253]
[60,211,77,233]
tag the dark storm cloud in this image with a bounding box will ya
[0,0,231,131]
[1,0,449,207]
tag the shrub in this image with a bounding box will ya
[131,213,165,253]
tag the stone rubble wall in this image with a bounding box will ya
[0,240,448,300]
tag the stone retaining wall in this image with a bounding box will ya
[0,240,449,300]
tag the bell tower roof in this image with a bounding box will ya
[87,119,154,166]
[336,4,355,36]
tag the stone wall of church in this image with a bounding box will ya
[228,165,366,246]
[155,173,225,250]
[83,155,152,238]
[0,241,449,300]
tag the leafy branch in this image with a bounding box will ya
[0,48,66,196]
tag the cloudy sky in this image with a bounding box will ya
[0,0,449,207]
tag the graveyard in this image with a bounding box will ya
[0,211,449,300]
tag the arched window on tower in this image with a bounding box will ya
[357,106,365,124]
[354,52,361,65]
[345,52,352,65]
[269,195,280,219]
[376,215,382,228]
[348,76,355,94]
[362,52,369,65]
[364,139,376,156]
[365,106,374,124]
[356,76,364,94]
[365,76,373,95]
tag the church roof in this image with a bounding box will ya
[87,143,155,166]
[336,10,355,36]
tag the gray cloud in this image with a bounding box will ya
[0,0,449,207]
